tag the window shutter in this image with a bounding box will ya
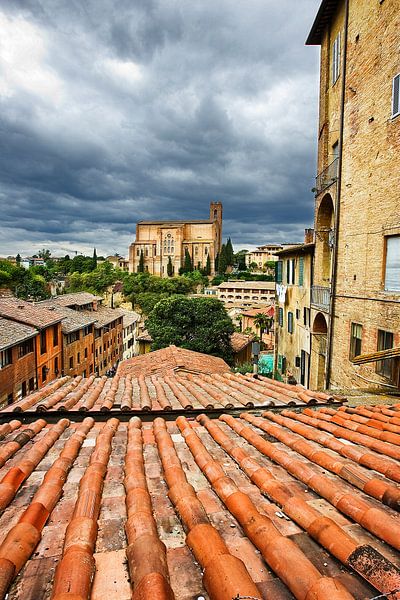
[279,307,283,327]
[392,74,400,117]
[288,312,294,334]
[275,260,283,283]
[299,256,304,286]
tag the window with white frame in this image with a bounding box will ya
[332,32,341,85]
[384,236,400,292]
[392,74,400,118]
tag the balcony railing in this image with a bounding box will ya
[311,286,330,312]
[314,158,339,196]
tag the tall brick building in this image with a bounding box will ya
[128,202,223,276]
[307,0,400,389]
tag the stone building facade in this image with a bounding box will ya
[128,202,222,276]
[307,0,400,390]
[0,318,37,406]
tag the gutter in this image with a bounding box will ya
[325,0,349,389]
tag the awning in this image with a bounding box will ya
[352,347,400,365]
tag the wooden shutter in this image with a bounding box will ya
[393,74,400,117]
[275,260,283,283]
[298,256,304,286]
[279,308,283,327]
[288,312,294,334]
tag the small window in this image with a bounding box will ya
[54,356,59,374]
[286,259,295,285]
[69,356,74,369]
[303,307,311,327]
[18,338,34,357]
[296,308,301,320]
[136,248,139,256]
[0,348,12,369]
[77,352,80,364]
[288,312,294,334]
[40,330,47,354]
[29,377,35,391]
[376,330,394,380]
[21,381,27,398]
[332,32,341,84]
[53,325,59,347]
[350,323,362,359]
[42,365,48,382]
[384,236,400,292]
[84,348,88,358]
[392,74,400,118]
[278,308,284,327]
[298,257,304,286]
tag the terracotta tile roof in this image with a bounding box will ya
[0,406,399,598]
[0,298,63,329]
[241,305,275,317]
[117,344,229,377]
[0,317,37,351]
[136,329,152,342]
[118,309,140,328]
[39,303,97,334]
[50,292,103,307]
[0,371,343,414]
[218,281,275,290]
[230,331,254,352]
[80,306,124,328]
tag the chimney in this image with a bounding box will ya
[304,228,314,244]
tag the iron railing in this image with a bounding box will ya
[314,157,339,196]
[311,285,330,312]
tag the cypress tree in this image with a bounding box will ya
[218,244,228,274]
[214,252,219,273]
[225,238,234,266]
[92,248,98,269]
[167,256,173,276]
[138,249,145,273]
[183,248,192,272]
[205,254,211,276]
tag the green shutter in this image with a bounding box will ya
[299,256,304,286]
[279,307,283,327]
[275,260,283,283]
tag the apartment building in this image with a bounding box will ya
[217,281,275,305]
[0,318,37,406]
[307,0,400,390]
[275,243,314,387]
[0,298,63,390]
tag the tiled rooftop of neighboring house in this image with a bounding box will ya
[80,306,123,328]
[39,303,97,334]
[241,305,275,317]
[218,280,276,290]
[0,317,37,351]
[0,372,342,414]
[118,345,230,377]
[0,403,399,599]
[230,331,254,352]
[118,309,141,328]
[50,292,103,307]
[0,298,63,329]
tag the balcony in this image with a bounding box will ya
[314,158,339,196]
[311,285,330,312]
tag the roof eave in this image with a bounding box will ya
[305,0,340,46]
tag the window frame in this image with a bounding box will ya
[383,235,400,292]
[332,32,341,85]
[288,311,294,334]
[349,322,363,360]
[392,73,400,119]
[376,329,394,380]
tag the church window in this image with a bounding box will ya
[145,248,148,257]
[136,248,139,256]
[205,247,208,255]
[195,246,198,255]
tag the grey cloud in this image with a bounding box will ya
[0,0,320,257]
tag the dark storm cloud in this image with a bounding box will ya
[0,0,320,256]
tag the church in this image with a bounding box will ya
[128,202,223,277]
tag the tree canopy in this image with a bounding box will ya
[146,296,234,362]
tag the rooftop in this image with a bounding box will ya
[218,281,276,290]
[39,303,97,334]
[275,242,315,257]
[241,306,275,318]
[80,306,123,328]
[0,298,63,329]
[0,317,37,351]
[50,292,103,307]
[118,309,141,328]
[0,402,399,598]
[1,371,341,414]
[306,0,340,45]
[230,331,254,352]
[117,345,229,377]
[137,219,213,225]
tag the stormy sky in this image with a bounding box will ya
[0,1,320,258]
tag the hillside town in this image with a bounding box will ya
[0,1,399,599]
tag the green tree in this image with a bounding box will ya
[38,249,51,261]
[235,249,248,271]
[93,248,98,270]
[167,256,173,277]
[253,313,272,348]
[225,238,234,266]
[146,296,234,362]
[138,250,145,273]
[205,254,211,276]
[183,248,193,273]
[217,244,228,274]
[15,254,21,265]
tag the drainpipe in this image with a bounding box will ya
[325,0,350,389]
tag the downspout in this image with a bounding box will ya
[325,0,350,389]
